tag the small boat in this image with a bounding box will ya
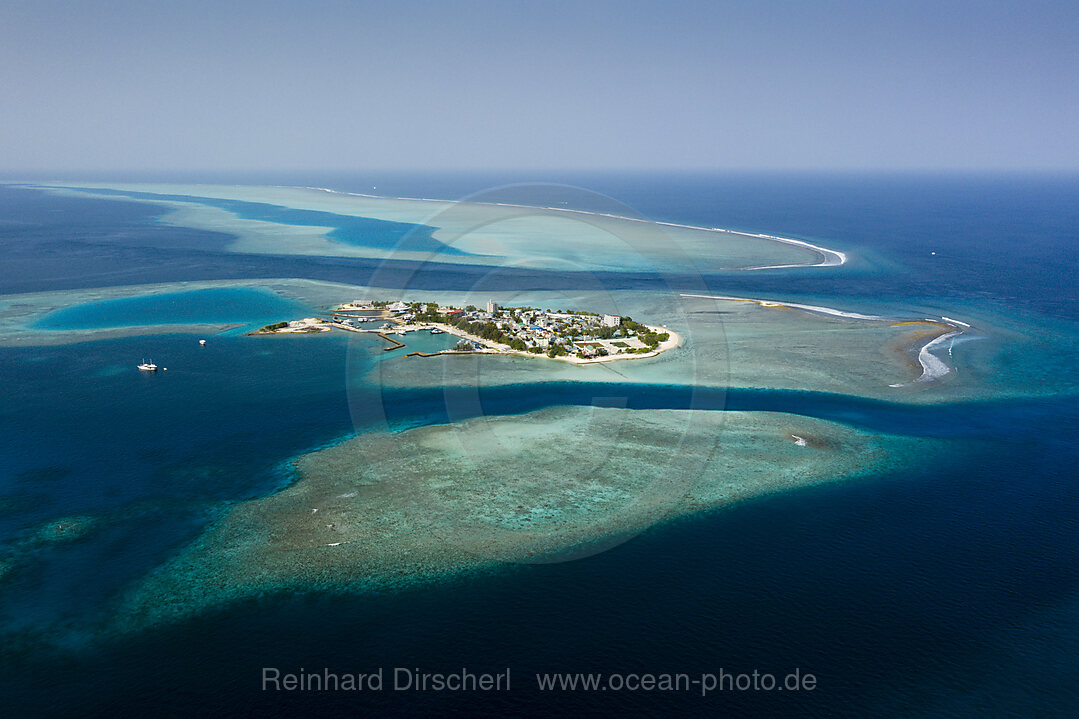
[430,328,444,334]
[137,359,158,372]
[199,339,206,346]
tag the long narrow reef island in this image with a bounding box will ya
[251,299,680,363]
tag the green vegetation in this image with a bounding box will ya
[594,326,619,339]
[620,317,649,334]
[637,331,669,348]
[412,308,526,349]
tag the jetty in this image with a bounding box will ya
[378,333,405,351]
[406,350,460,358]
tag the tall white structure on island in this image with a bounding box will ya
[602,314,621,327]
[486,299,499,314]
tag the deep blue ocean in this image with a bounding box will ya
[0,174,1077,717]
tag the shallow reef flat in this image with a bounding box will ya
[5,279,1061,404]
[369,286,1077,403]
[20,182,826,273]
[112,406,946,632]
[364,288,1006,403]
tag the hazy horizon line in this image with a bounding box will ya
[4,167,1079,180]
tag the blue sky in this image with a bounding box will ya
[1,0,1076,171]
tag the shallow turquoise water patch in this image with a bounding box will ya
[37,185,466,256]
[31,287,305,330]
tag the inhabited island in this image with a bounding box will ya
[252,299,680,363]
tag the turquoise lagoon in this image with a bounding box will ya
[31,286,305,331]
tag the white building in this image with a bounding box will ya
[486,299,499,314]
[602,314,621,327]
[387,301,409,312]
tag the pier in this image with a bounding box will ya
[406,350,462,358]
[377,333,405,351]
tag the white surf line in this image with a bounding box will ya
[299,186,847,268]
[918,330,962,382]
[681,293,973,386]
[679,293,887,321]
[722,233,847,269]
[61,182,845,269]
[889,330,962,387]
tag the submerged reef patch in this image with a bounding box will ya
[26,515,99,546]
[112,406,945,632]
